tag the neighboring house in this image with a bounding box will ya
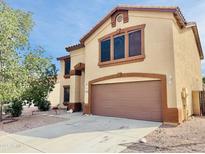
[49,5,204,124]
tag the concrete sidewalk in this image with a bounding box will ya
[0,114,161,153]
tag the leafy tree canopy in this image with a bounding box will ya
[0,1,57,117]
[0,1,33,102]
[22,47,57,104]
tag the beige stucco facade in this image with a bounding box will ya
[83,11,177,109]
[70,48,85,104]
[50,6,203,123]
[172,22,202,117]
[48,59,70,108]
[47,81,60,107]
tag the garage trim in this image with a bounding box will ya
[84,72,182,123]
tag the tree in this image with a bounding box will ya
[22,48,57,110]
[0,1,57,119]
[0,1,33,120]
[203,77,205,84]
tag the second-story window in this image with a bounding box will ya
[99,24,145,67]
[100,39,111,62]
[129,30,141,57]
[114,34,125,60]
[65,60,70,75]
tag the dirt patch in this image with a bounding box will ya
[0,114,66,134]
[122,117,205,153]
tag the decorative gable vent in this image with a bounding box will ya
[111,10,129,27]
[116,14,123,22]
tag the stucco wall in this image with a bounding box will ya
[83,11,177,108]
[94,77,159,85]
[66,9,202,116]
[70,48,85,69]
[47,81,60,107]
[57,60,71,108]
[47,68,71,108]
[69,47,85,103]
[80,71,85,103]
[172,23,202,116]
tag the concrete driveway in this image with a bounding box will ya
[0,113,161,153]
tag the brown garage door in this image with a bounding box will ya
[91,81,162,121]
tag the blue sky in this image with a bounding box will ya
[6,0,205,73]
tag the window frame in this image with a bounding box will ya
[98,24,145,67]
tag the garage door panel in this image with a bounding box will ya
[94,95,161,102]
[92,81,162,121]
[93,88,161,100]
[94,110,161,121]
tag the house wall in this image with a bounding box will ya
[70,48,85,103]
[57,60,71,108]
[70,48,85,68]
[94,77,159,85]
[172,23,202,118]
[83,11,177,109]
[47,80,60,107]
[66,9,202,121]
[80,71,85,103]
[49,47,85,107]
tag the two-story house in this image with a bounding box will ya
[49,5,203,124]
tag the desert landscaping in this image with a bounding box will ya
[0,106,67,134]
[123,117,205,153]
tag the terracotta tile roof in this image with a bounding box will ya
[56,55,70,60]
[65,43,85,52]
[65,5,203,59]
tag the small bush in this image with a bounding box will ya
[37,100,51,111]
[8,100,23,117]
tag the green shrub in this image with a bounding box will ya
[37,100,51,111]
[8,100,23,117]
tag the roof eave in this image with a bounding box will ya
[57,55,70,61]
[65,43,85,52]
[191,24,204,59]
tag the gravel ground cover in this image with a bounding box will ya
[0,108,67,134]
[122,116,205,153]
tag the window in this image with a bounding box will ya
[64,86,70,102]
[65,60,70,75]
[114,35,125,60]
[129,30,141,57]
[100,39,111,62]
[99,24,145,67]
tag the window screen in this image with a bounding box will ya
[129,30,141,57]
[114,35,125,60]
[101,39,111,62]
